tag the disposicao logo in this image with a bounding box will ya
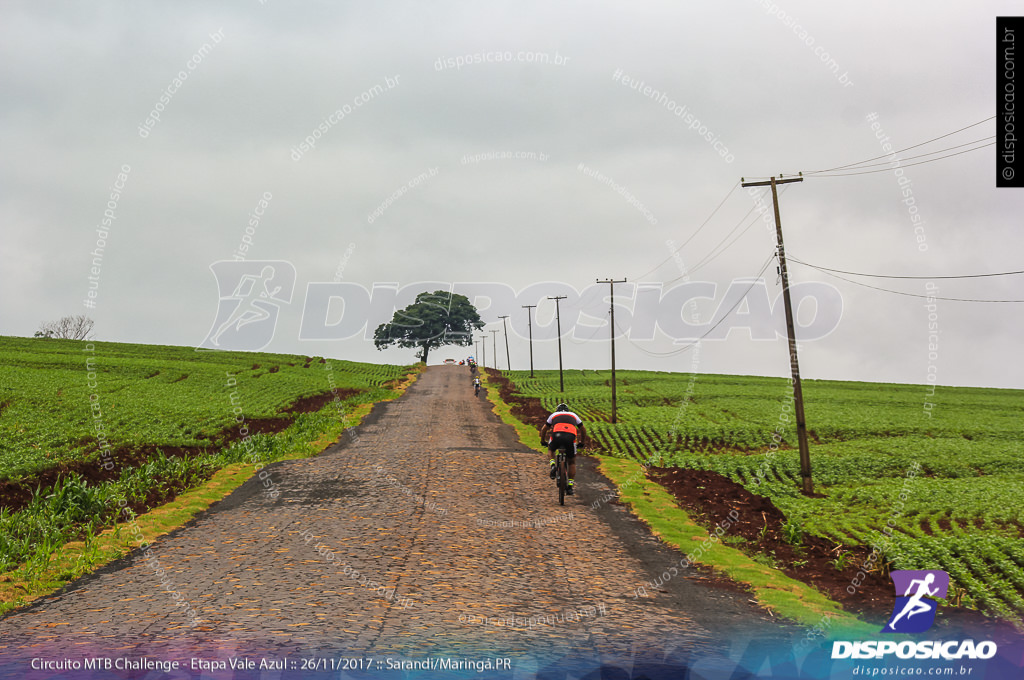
[199,261,296,351]
[831,569,998,661]
[831,640,997,661]
[883,569,949,634]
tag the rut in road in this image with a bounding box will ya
[0,366,791,663]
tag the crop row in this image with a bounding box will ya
[0,403,369,580]
[502,367,1024,622]
[0,337,413,481]
[883,535,1024,619]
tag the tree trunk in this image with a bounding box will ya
[420,343,429,364]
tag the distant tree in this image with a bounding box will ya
[37,315,94,340]
[373,290,483,364]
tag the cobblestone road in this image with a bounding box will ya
[0,366,794,675]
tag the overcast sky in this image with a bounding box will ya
[2,1,1020,390]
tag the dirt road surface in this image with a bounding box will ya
[0,366,797,677]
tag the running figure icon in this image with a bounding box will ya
[210,266,282,346]
[887,573,939,631]
[882,569,949,634]
[200,260,296,352]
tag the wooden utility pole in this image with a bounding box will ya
[497,315,512,372]
[522,305,536,378]
[597,278,627,424]
[741,174,813,495]
[547,295,567,393]
[479,334,487,369]
[489,330,499,371]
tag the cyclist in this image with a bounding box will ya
[473,376,481,396]
[539,403,586,495]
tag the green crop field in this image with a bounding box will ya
[0,336,413,576]
[0,336,410,482]
[505,368,1024,622]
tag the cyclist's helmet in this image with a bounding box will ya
[556,403,569,412]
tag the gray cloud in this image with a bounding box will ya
[1,0,1020,388]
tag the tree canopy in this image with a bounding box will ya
[35,315,94,340]
[373,290,483,364]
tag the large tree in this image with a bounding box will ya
[36,315,94,340]
[373,290,483,364]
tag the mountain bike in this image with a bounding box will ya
[474,382,480,397]
[552,444,570,506]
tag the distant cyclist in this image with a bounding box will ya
[539,403,586,495]
[473,376,481,396]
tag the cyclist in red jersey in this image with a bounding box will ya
[539,403,587,495]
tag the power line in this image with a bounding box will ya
[666,211,761,284]
[801,264,1024,303]
[626,253,777,358]
[630,181,740,281]
[801,136,994,174]
[674,200,771,281]
[646,194,764,288]
[808,141,994,177]
[659,185,789,287]
[800,116,995,175]
[741,116,996,181]
[789,257,1024,280]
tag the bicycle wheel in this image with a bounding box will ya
[557,452,568,506]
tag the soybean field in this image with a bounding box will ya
[504,368,1024,623]
[0,336,412,578]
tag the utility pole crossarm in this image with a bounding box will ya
[740,176,803,188]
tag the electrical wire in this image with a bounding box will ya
[799,263,1024,303]
[802,116,995,175]
[809,141,994,177]
[741,116,995,181]
[567,312,614,344]
[659,185,787,286]
[630,181,740,281]
[789,257,1024,280]
[800,136,993,173]
[674,206,768,282]
[626,253,777,357]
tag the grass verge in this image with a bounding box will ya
[481,371,546,454]
[481,370,876,638]
[598,456,876,638]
